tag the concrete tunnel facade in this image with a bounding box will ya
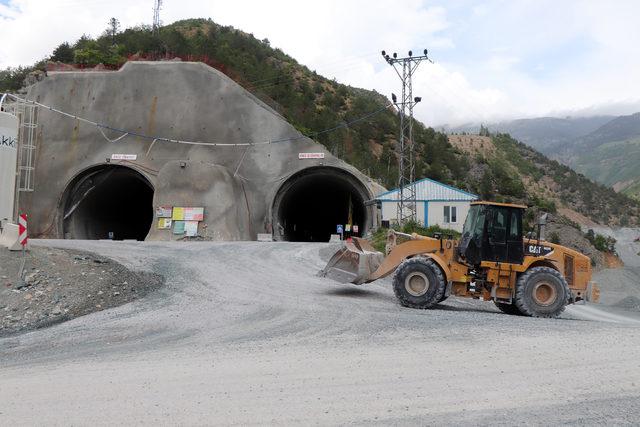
[21,61,384,242]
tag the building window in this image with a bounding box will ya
[443,206,457,224]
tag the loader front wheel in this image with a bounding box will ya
[393,257,445,309]
[514,266,570,318]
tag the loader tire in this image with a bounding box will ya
[514,266,570,318]
[392,257,445,309]
[494,301,524,316]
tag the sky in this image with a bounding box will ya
[1,0,639,126]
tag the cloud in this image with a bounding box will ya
[0,0,638,126]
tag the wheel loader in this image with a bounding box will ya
[320,201,600,317]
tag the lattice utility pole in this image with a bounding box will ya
[381,49,432,225]
[152,0,163,35]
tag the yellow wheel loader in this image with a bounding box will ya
[320,201,600,318]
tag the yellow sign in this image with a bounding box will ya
[172,207,185,221]
[157,218,172,229]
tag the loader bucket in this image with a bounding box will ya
[319,237,384,285]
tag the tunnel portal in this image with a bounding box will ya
[273,167,369,242]
[62,165,154,241]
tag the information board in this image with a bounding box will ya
[184,207,204,221]
[156,206,173,218]
[185,221,199,237]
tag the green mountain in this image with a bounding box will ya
[448,133,640,226]
[570,113,640,151]
[563,113,640,199]
[2,18,640,226]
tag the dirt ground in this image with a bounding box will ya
[2,239,639,425]
[0,246,163,337]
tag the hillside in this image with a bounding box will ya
[1,18,465,193]
[2,18,640,227]
[448,133,640,227]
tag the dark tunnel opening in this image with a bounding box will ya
[62,166,154,241]
[274,168,369,242]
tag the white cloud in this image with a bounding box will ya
[1,0,639,126]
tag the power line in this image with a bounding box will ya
[246,51,378,87]
[2,93,392,148]
[381,49,432,225]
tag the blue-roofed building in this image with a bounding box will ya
[376,178,478,232]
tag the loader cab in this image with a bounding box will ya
[458,202,525,266]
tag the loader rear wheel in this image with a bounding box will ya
[393,257,445,309]
[494,301,524,316]
[514,266,570,318]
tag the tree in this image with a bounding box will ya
[51,42,74,63]
[0,66,32,91]
[479,169,493,200]
[107,18,120,45]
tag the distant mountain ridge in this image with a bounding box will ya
[447,115,614,153]
[565,113,640,198]
[504,116,615,153]
[568,112,640,151]
[451,113,640,199]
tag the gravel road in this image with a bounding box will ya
[2,238,640,425]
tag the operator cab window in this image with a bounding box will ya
[488,208,507,244]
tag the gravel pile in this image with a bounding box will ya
[613,296,640,311]
[546,221,606,268]
[0,246,163,337]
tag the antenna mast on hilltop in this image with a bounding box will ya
[152,0,163,35]
[381,49,432,225]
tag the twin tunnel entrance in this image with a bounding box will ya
[62,166,154,240]
[272,167,369,242]
[62,165,369,242]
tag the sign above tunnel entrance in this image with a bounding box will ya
[298,152,325,159]
[111,154,137,161]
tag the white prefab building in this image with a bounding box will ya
[377,178,478,232]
